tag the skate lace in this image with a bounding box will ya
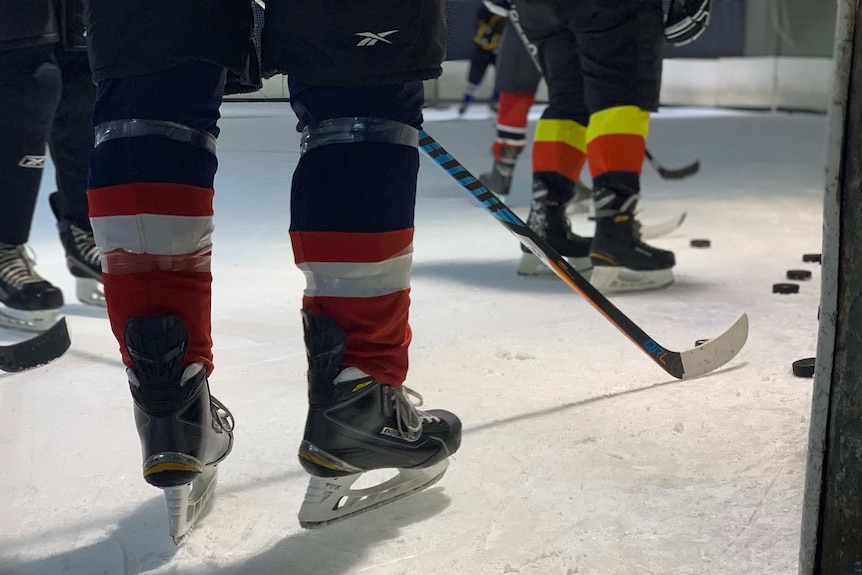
[71,225,101,266]
[0,244,47,288]
[391,386,441,442]
[211,396,235,433]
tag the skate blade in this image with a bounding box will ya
[589,266,674,293]
[0,307,60,333]
[298,459,450,529]
[75,278,106,308]
[517,252,592,280]
[165,465,219,545]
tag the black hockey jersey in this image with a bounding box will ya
[0,0,59,52]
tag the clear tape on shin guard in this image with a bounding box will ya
[95,119,217,155]
[300,117,418,156]
[101,248,212,274]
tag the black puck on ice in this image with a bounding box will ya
[773,283,800,294]
[803,253,822,263]
[695,339,711,347]
[787,269,812,281]
[792,357,815,378]
[690,239,711,248]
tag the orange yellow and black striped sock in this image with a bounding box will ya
[532,118,587,199]
[586,106,650,192]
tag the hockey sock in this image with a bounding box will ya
[586,105,649,197]
[288,83,423,387]
[492,92,534,161]
[532,117,588,197]
[88,62,225,375]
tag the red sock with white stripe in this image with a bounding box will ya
[88,183,214,373]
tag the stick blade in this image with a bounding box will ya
[659,160,700,180]
[639,212,687,240]
[678,313,749,379]
[0,318,71,373]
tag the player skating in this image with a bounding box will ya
[476,4,591,213]
[84,0,461,542]
[458,2,505,116]
[500,0,709,291]
[0,0,103,332]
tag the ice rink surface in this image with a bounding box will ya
[0,103,825,574]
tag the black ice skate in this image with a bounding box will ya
[125,315,234,544]
[0,243,63,332]
[518,179,592,278]
[589,189,675,293]
[479,145,521,198]
[50,192,105,307]
[297,310,461,528]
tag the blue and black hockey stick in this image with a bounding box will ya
[418,130,747,380]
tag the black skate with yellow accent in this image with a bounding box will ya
[589,189,675,293]
[298,310,461,528]
[125,315,234,544]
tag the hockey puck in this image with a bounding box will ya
[787,269,812,281]
[803,253,822,263]
[690,239,711,248]
[792,357,815,378]
[695,339,710,347]
[773,283,799,294]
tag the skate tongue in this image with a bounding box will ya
[181,363,205,385]
[333,367,369,384]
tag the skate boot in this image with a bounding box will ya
[0,243,63,332]
[458,90,477,116]
[479,144,521,199]
[50,192,105,307]
[589,189,675,293]
[518,179,592,278]
[297,310,461,528]
[125,315,234,544]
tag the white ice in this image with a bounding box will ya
[0,103,824,575]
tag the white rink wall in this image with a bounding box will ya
[234,57,833,113]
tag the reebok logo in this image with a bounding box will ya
[355,30,398,46]
[18,156,45,169]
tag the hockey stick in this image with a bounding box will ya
[638,211,687,240]
[0,318,71,372]
[504,1,701,181]
[419,130,748,379]
[644,150,700,180]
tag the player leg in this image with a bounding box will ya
[84,0,255,543]
[262,0,462,528]
[515,5,593,277]
[579,2,675,292]
[459,44,494,115]
[479,24,541,199]
[48,49,103,306]
[0,45,64,331]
